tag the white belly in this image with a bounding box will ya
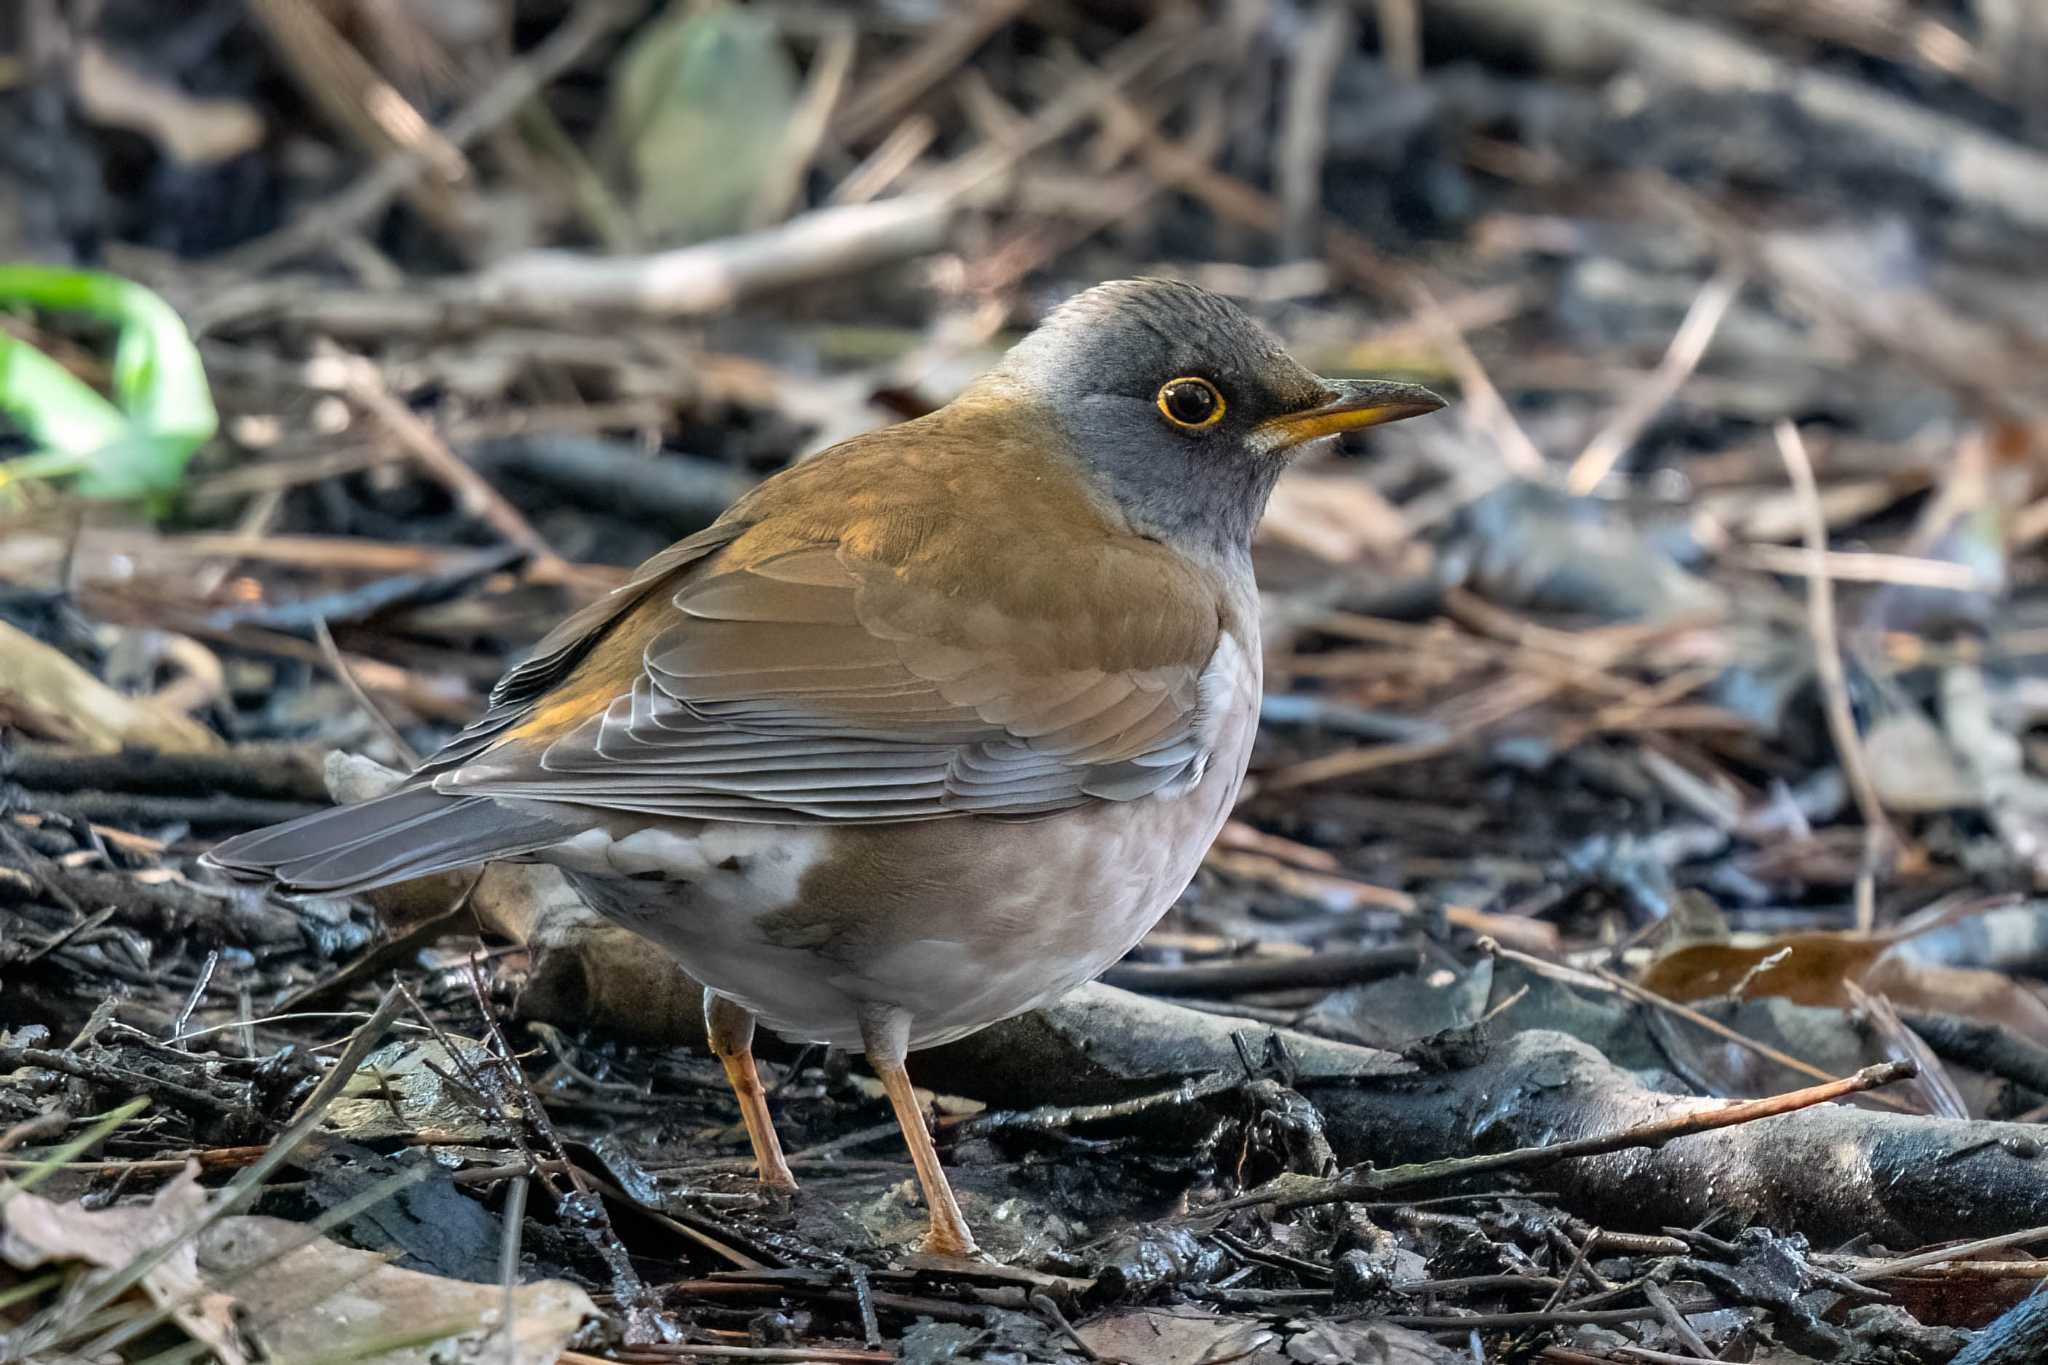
[541,633,1261,1050]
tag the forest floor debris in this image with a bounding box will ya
[6,0,2048,1360]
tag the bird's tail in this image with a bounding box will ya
[202,787,572,896]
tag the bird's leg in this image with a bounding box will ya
[859,1003,979,1259]
[704,991,798,1193]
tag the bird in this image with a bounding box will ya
[205,278,1445,1259]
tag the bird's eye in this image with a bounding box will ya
[1156,376,1224,430]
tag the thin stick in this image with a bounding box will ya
[1486,942,1909,1113]
[1377,0,1422,79]
[332,354,582,590]
[747,22,856,228]
[458,958,662,1339]
[223,0,628,273]
[834,0,1032,144]
[1569,265,1744,493]
[35,988,408,1351]
[313,616,421,767]
[242,0,471,249]
[1774,419,1896,931]
[1731,544,1985,590]
[1844,1224,2048,1283]
[1642,1279,1717,1360]
[498,1175,529,1365]
[165,950,218,1050]
[1409,277,1547,478]
[0,1113,68,1154]
[1223,1059,1913,1211]
[1277,3,1352,258]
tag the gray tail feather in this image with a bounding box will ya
[202,787,570,895]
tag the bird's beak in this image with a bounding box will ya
[1254,378,1446,454]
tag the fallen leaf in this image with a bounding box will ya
[1864,954,2048,1051]
[1,1163,244,1364]
[0,619,221,752]
[605,1,799,243]
[199,1214,594,1365]
[1639,932,1892,1008]
[1075,1309,1461,1365]
[1284,1317,1465,1362]
[1077,1307,1289,1365]
[73,42,264,165]
[326,1038,514,1143]
[1864,704,1979,812]
[1639,910,2048,1066]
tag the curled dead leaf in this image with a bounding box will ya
[0,620,221,752]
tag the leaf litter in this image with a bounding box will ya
[7,0,2048,1362]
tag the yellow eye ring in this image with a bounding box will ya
[1156,376,1225,430]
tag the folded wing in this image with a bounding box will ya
[430,537,1221,822]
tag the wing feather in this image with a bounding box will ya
[428,442,1230,822]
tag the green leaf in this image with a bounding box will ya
[0,263,217,500]
[0,328,129,460]
[604,0,800,243]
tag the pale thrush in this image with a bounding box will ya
[207,278,1445,1257]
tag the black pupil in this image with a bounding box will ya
[1166,381,1216,424]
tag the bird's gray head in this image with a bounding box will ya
[971,278,1445,558]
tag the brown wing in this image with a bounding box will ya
[410,520,748,778]
[430,542,1218,821]
[426,425,1228,822]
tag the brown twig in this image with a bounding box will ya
[242,0,472,245]
[1568,264,1745,493]
[1277,3,1353,258]
[748,22,857,228]
[834,0,1032,145]
[457,958,663,1341]
[1774,419,1896,930]
[328,352,583,591]
[1730,544,1986,590]
[1224,1059,1914,1211]
[313,616,422,768]
[224,0,629,272]
[1481,941,1912,1112]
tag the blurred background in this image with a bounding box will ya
[7,0,2048,1167]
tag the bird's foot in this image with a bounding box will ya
[907,1228,988,1268]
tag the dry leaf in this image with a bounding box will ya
[1638,931,1892,1007]
[1640,918,2048,1051]
[324,1038,513,1143]
[1864,705,1980,812]
[1284,1317,1466,1363]
[200,1215,594,1365]
[73,42,264,165]
[0,619,221,752]
[1,1163,244,1364]
[1077,1308,1289,1365]
[1864,954,2048,1051]
[1075,1309,1461,1365]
